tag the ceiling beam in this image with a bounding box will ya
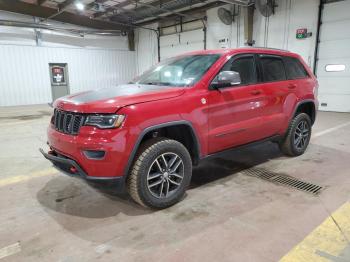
[134,0,203,20]
[86,0,108,10]
[113,0,136,9]
[0,0,129,30]
[107,0,199,24]
[86,0,137,25]
[93,5,133,19]
[58,0,76,12]
[219,0,253,6]
[89,0,135,15]
[108,0,211,25]
[136,1,226,26]
[45,0,76,20]
[37,0,48,5]
[94,0,169,23]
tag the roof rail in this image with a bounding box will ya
[245,46,291,52]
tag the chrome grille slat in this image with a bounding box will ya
[54,109,58,126]
[58,111,62,131]
[65,114,73,133]
[59,111,64,131]
[53,109,84,135]
[63,113,68,133]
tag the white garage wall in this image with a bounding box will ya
[207,0,319,68]
[134,23,158,76]
[253,0,319,69]
[0,11,130,49]
[0,45,135,106]
[0,25,130,50]
[0,11,136,106]
[136,0,319,72]
[206,5,245,49]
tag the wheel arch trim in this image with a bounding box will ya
[291,99,317,124]
[123,120,201,177]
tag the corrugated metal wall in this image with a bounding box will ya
[0,45,136,106]
[0,11,129,50]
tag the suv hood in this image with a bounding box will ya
[54,84,185,113]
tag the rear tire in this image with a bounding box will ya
[280,113,312,156]
[127,138,192,209]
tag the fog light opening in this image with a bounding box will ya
[83,150,106,160]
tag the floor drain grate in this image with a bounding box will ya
[242,168,323,195]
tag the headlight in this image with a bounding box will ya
[84,114,125,129]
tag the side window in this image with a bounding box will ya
[221,55,257,85]
[284,57,309,79]
[260,56,286,82]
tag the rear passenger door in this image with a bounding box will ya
[255,54,290,136]
[283,56,311,96]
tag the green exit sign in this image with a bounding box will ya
[296,28,308,39]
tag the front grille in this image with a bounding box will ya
[53,109,85,135]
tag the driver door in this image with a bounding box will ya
[207,54,268,154]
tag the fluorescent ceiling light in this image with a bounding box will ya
[75,2,85,11]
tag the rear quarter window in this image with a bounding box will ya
[284,57,309,79]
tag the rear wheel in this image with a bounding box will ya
[127,138,192,209]
[280,113,312,156]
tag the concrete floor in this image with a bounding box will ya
[1,105,350,262]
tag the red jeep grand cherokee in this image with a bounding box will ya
[41,48,318,208]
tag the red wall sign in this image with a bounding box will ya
[51,66,65,84]
[296,28,308,39]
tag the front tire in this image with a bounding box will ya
[280,113,312,156]
[127,138,192,209]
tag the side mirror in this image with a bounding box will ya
[210,71,241,89]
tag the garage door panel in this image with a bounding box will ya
[182,20,203,32]
[160,42,204,60]
[317,77,350,94]
[179,42,203,53]
[159,34,179,48]
[320,21,350,41]
[322,0,350,23]
[317,0,350,112]
[180,29,204,44]
[160,45,181,60]
[159,29,204,61]
[317,67,350,78]
[318,94,350,112]
[318,40,350,59]
[317,58,350,77]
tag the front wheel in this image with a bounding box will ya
[127,138,192,209]
[280,113,312,156]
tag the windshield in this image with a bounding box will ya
[133,54,221,87]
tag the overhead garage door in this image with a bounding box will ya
[316,0,350,112]
[159,29,204,60]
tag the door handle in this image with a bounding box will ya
[250,90,262,95]
[288,84,297,89]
